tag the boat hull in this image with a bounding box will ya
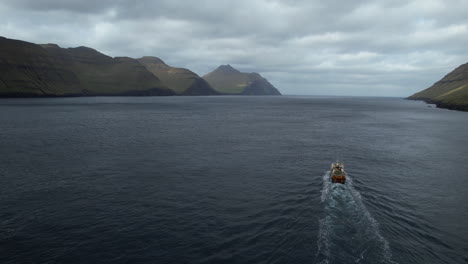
[331,176,346,184]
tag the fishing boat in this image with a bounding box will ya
[330,162,346,184]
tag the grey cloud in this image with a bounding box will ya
[0,0,467,96]
[2,0,117,13]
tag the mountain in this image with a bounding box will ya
[0,37,81,96]
[138,56,218,95]
[408,63,468,111]
[203,65,281,95]
[41,45,174,96]
[0,36,174,97]
[0,36,281,97]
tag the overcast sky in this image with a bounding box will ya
[1,0,467,96]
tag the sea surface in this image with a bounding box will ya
[0,96,467,264]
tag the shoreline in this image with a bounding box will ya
[407,97,468,112]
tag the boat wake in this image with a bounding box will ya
[315,172,397,264]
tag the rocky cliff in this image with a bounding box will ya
[203,65,281,95]
[408,63,468,111]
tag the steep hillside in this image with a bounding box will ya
[0,37,82,96]
[203,65,281,95]
[138,57,218,95]
[40,45,174,96]
[0,36,281,97]
[409,63,468,111]
[0,36,174,96]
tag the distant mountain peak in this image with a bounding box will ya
[64,46,111,60]
[139,56,168,65]
[214,64,241,74]
[114,56,135,62]
[203,65,281,95]
[71,46,99,52]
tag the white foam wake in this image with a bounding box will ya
[315,171,397,264]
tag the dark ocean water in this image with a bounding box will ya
[0,96,467,264]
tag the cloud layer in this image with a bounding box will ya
[1,0,467,96]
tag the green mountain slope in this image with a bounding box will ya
[0,37,83,96]
[40,44,174,96]
[408,63,468,111]
[0,36,173,96]
[138,56,218,95]
[203,65,281,95]
[0,36,281,97]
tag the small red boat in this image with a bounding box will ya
[330,162,346,184]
